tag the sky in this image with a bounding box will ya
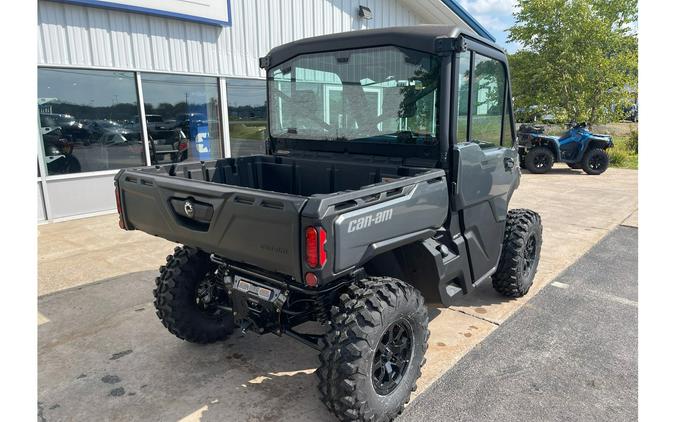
[457,0,521,52]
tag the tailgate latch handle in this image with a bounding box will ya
[170,197,214,224]
[184,200,195,218]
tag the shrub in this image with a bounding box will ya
[608,149,628,167]
[625,128,638,154]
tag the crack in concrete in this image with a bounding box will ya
[449,308,500,326]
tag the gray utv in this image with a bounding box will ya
[114,25,542,422]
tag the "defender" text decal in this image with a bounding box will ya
[347,209,394,233]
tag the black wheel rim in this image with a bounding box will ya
[372,319,413,395]
[523,235,537,278]
[195,272,228,318]
[533,153,551,169]
[588,153,605,170]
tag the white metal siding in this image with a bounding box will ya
[38,0,426,78]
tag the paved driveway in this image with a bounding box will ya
[38,165,637,421]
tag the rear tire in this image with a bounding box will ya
[524,146,554,174]
[581,148,609,175]
[317,277,429,422]
[153,246,234,343]
[519,155,527,169]
[493,209,543,298]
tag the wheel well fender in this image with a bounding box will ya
[587,139,611,151]
[363,242,444,304]
[531,137,560,159]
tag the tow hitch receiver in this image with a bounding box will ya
[227,275,287,335]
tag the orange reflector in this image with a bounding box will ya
[115,186,122,214]
[115,186,127,230]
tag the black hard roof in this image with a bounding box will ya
[263,25,504,69]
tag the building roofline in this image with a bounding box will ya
[440,0,496,42]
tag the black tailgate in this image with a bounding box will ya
[116,169,307,280]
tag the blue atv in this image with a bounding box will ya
[517,122,613,175]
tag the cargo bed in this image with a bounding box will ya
[115,154,447,281]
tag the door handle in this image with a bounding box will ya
[504,157,515,170]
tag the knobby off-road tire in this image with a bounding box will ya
[317,277,429,422]
[492,209,543,298]
[581,148,610,175]
[519,155,527,169]
[524,146,555,174]
[153,246,234,343]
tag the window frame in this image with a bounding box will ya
[139,71,224,165]
[264,45,444,161]
[225,77,269,158]
[37,66,147,177]
[452,41,514,149]
[37,64,237,179]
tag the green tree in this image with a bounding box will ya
[508,0,637,125]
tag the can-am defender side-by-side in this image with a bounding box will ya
[114,26,542,422]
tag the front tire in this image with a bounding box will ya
[581,148,609,175]
[524,146,555,174]
[493,209,543,297]
[153,246,234,343]
[317,277,429,422]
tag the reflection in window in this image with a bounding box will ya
[38,68,145,175]
[226,79,267,157]
[470,54,506,147]
[456,51,471,143]
[268,46,440,146]
[140,73,222,164]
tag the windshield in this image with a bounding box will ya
[268,46,440,146]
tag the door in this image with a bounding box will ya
[452,50,519,283]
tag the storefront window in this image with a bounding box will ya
[140,73,222,164]
[226,79,267,157]
[38,68,145,175]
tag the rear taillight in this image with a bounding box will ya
[115,185,126,230]
[305,226,327,269]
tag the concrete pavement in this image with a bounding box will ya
[38,164,637,421]
[400,225,638,422]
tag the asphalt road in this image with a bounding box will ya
[400,225,638,422]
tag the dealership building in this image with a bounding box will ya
[37,0,493,222]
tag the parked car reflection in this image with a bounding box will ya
[149,129,188,164]
[41,126,82,174]
[40,113,92,145]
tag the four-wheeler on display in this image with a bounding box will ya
[517,122,614,175]
[114,26,542,422]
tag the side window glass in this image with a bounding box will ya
[470,54,505,148]
[456,51,471,143]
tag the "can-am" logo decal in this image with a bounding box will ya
[347,209,394,233]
